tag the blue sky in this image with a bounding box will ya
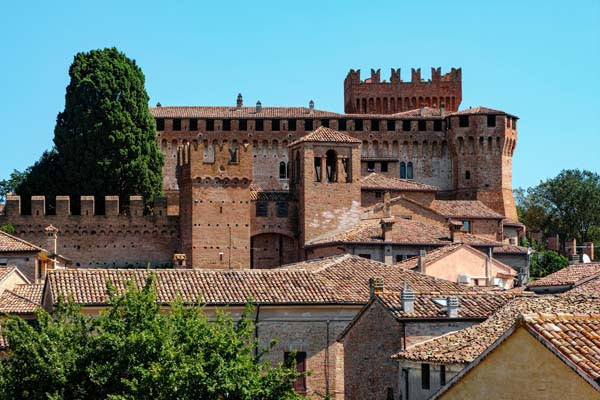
[1,0,598,189]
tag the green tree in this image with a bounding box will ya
[0,170,28,203]
[529,249,569,278]
[0,277,304,400]
[16,48,163,207]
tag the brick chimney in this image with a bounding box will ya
[447,297,459,318]
[565,238,577,256]
[44,225,58,256]
[449,220,463,242]
[547,234,559,251]
[417,250,427,273]
[369,277,384,297]
[583,242,595,261]
[401,283,415,313]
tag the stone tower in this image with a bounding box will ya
[289,126,362,248]
[446,108,518,221]
[344,67,462,114]
[177,139,253,268]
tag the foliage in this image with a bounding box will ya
[529,249,569,278]
[0,276,304,400]
[515,169,600,245]
[0,224,15,234]
[15,48,163,207]
[0,170,28,203]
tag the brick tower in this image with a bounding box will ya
[289,127,362,248]
[177,139,253,268]
[446,107,519,221]
[344,67,462,114]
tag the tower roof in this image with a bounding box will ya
[289,126,361,147]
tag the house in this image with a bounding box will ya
[392,294,600,400]
[527,262,600,294]
[41,254,468,399]
[338,280,512,400]
[432,313,600,399]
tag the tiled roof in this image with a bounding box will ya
[449,106,516,118]
[528,263,600,288]
[360,173,439,192]
[394,294,600,364]
[430,200,504,219]
[249,190,295,202]
[150,106,342,119]
[493,244,529,254]
[0,267,17,283]
[378,291,513,320]
[47,255,467,307]
[0,230,44,253]
[569,275,600,295]
[306,217,502,247]
[0,284,44,314]
[390,107,445,118]
[289,126,361,146]
[522,313,600,383]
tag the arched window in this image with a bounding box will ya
[407,162,414,179]
[325,150,337,182]
[400,162,407,179]
[314,157,322,182]
[279,161,287,179]
[465,170,471,180]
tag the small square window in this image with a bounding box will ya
[375,192,382,198]
[189,119,198,131]
[381,161,388,172]
[338,119,347,130]
[206,119,215,131]
[433,120,442,131]
[487,115,496,127]
[222,119,231,131]
[255,119,264,131]
[367,161,375,172]
[418,120,426,131]
[272,119,280,131]
[321,119,329,128]
[239,119,247,131]
[371,119,380,131]
[305,119,313,131]
[354,119,363,131]
[387,120,395,131]
[288,119,297,131]
[172,119,182,131]
[276,201,288,218]
[459,116,469,127]
[403,120,411,131]
[155,118,165,131]
[256,202,268,217]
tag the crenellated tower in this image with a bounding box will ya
[446,108,518,221]
[344,67,462,114]
[177,139,253,269]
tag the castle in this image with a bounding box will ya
[0,67,522,273]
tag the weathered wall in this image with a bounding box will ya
[438,327,600,399]
[404,321,478,348]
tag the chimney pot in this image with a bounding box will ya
[236,93,243,109]
[369,277,384,297]
[417,250,427,273]
[401,283,415,313]
[309,100,314,114]
[447,296,459,318]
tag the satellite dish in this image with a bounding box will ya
[582,254,592,263]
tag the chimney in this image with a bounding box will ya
[383,191,391,217]
[44,225,58,256]
[369,277,384,297]
[401,283,415,313]
[440,104,445,116]
[236,93,243,109]
[156,101,161,107]
[256,100,262,113]
[583,242,595,262]
[449,220,462,242]
[417,250,427,273]
[565,238,577,256]
[447,297,459,318]
[173,253,187,268]
[309,99,314,115]
[569,253,581,265]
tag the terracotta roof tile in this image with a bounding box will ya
[528,263,600,288]
[47,255,467,307]
[394,294,600,364]
[306,218,502,247]
[289,126,361,146]
[0,231,43,253]
[249,189,295,202]
[430,200,504,219]
[0,284,44,314]
[360,173,439,192]
[0,267,17,283]
[378,291,513,320]
[449,106,516,118]
[493,244,529,254]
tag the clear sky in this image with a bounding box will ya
[1,0,598,189]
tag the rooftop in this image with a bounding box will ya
[528,263,600,288]
[289,126,361,146]
[429,200,504,219]
[360,173,440,192]
[0,284,44,314]
[0,230,44,253]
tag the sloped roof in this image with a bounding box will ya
[306,217,502,247]
[0,230,44,253]
[0,284,44,314]
[47,255,467,307]
[430,200,504,219]
[393,294,600,364]
[493,244,528,254]
[528,263,600,288]
[378,291,513,320]
[449,106,517,118]
[360,173,439,192]
[289,126,361,146]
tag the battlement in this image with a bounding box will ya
[176,139,253,183]
[3,195,168,218]
[344,67,462,113]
